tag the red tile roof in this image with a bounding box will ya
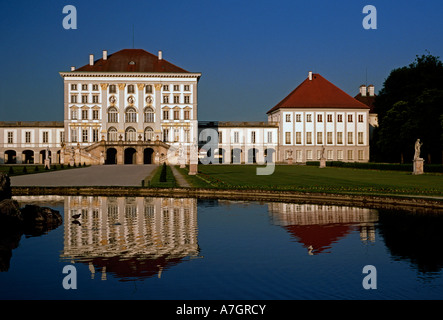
[354,93,376,113]
[267,73,369,114]
[75,49,189,73]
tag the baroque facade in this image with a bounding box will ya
[0,48,372,169]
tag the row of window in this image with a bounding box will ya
[200,131,275,144]
[285,113,365,123]
[284,131,365,145]
[6,131,64,144]
[285,149,365,161]
[163,95,191,104]
[70,84,191,94]
[70,95,100,104]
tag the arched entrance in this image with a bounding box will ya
[217,148,225,164]
[231,148,242,164]
[144,148,154,164]
[124,147,137,164]
[106,148,117,165]
[248,148,258,164]
[264,148,275,163]
[5,150,17,164]
[22,150,34,164]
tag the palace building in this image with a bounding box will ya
[0,48,372,169]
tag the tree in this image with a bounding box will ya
[373,53,443,163]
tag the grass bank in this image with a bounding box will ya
[190,164,443,198]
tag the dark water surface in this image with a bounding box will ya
[1,195,443,300]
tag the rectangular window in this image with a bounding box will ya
[234,132,239,143]
[71,129,77,143]
[358,132,364,144]
[184,85,190,91]
[82,84,88,91]
[337,150,343,160]
[251,131,256,144]
[327,150,333,160]
[327,132,333,144]
[163,85,169,91]
[174,129,180,142]
[337,132,343,144]
[358,150,364,160]
[337,114,343,122]
[82,129,88,142]
[71,109,77,120]
[306,132,312,144]
[358,114,364,122]
[347,132,353,144]
[7,132,13,144]
[60,132,65,143]
[25,132,31,143]
[184,96,190,104]
[327,114,333,122]
[127,85,135,94]
[296,132,302,144]
[173,96,180,104]
[92,109,99,120]
[82,95,88,103]
[109,85,116,93]
[173,110,180,120]
[285,132,291,144]
[163,129,169,142]
[306,114,312,122]
[296,150,302,162]
[71,95,77,103]
[92,84,98,91]
[184,110,190,120]
[173,85,180,91]
[71,84,77,91]
[347,150,354,160]
[92,95,99,103]
[218,131,223,144]
[317,150,322,160]
[163,95,169,104]
[306,150,313,160]
[296,114,301,122]
[285,114,291,122]
[146,85,153,93]
[163,110,169,120]
[92,129,99,142]
[317,114,323,122]
[43,131,49,144]
[82,109,88,120]
[348,114,353,122]
[267,131,272,143]
[184,129,190,143]
[317,132,323,145]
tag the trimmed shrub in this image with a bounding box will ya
[159,163,167,182]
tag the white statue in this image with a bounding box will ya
[414,139,423,160]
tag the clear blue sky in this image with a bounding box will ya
[1,0,442,122]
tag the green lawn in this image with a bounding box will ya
[194,164,443,197]
[147,165,177,188]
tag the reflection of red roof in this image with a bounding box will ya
[283,223,355,254]
[75,49,189,73]
[267,74,369,113]
[85,255,185,281]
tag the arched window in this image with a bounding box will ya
[144,107,154,123]
[125,107,137,123]
[108,107,118,123]
[125,127,137,142]
[144,127,154,141]
[108,127,118,142]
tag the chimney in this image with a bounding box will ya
[360,85,367,96]
[368,85,375,96]
[158,50,163,60]
[89,54,94,66]
[70,66,75,71]
[308,71,312,80]
[103,50,108,60]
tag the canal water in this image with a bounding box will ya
[1,195,443,300]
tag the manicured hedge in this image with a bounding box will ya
[305,161,443,172]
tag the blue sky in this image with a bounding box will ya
[0,0,442,122]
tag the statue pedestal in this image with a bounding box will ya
[413,158,424,175]
[319,158,326,168]
[287,158,293,165]
[189,163,198,175]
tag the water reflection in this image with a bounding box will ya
[268,202,378,255]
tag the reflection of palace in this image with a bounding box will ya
[60,196,199,281]
[268,202,378,254]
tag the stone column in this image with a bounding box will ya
[137,83,145,137]
[154,84,162,141]
[100,83,108,140]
